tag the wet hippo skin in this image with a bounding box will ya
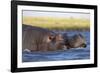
[22,24,66,52]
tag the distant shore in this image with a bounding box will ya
[23,16,90,31]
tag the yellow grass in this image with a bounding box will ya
[23,16,90,31]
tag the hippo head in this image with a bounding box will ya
[65,34,87,49]
[49,33,66,50]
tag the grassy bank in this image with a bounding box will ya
[23,16,90,31]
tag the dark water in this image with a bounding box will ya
[22,31,90,62]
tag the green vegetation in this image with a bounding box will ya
[23,16,90,31]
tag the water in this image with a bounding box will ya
[22,31,90,62]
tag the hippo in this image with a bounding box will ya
[22,24,66,52]
[63,33,87,49]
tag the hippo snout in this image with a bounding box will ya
[63,33,87,49]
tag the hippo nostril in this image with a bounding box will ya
[83,44,87,48]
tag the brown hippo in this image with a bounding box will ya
[63,33,87,49]
[22,24,66,52]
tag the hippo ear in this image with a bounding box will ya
[49,35,55,41]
